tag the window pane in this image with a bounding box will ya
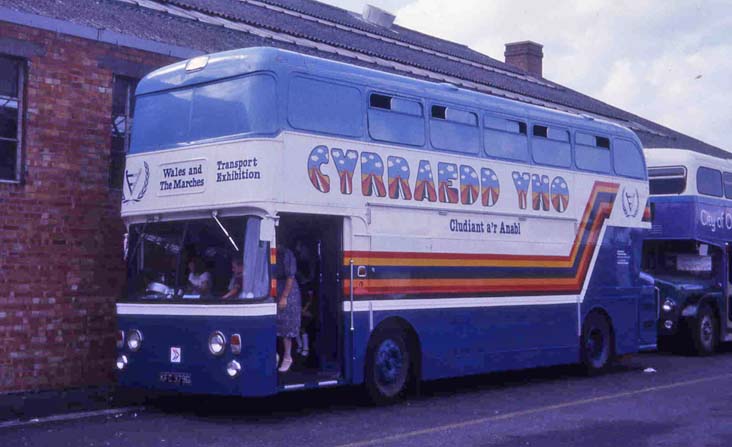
[724,172,732,199]
[190,75,276,142]
[697,167,723,197]
[575,132,611,173]
[0,139,17,180]
[131,74,277,153]
[110,151,126,191]
[288,76,362,137]
[0,56,19,97]
[484,128,529,161]
[131,89,192,152]
[613,139,646,179]
[648,166,687,195]
[112,77,132,116]
[0,99,19,139]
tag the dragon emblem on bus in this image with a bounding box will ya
[122,161,150,204]
[621,186,640,218]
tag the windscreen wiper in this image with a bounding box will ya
[212,211,240,252]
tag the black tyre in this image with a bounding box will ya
[691,305,718,356]
[365,328,411,404]
[581,312,613,374]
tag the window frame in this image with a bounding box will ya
[723,172,732,199]
[110,75,138,190]
[573,130,613,174]
[648,165,687,196]
[482,112,529,162]
[529,121,572,168]
[697,166,723,198]
[0,55,24,184]
[428,101,480,154]
[366,90,426,147]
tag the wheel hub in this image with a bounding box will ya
[376,339,403,385]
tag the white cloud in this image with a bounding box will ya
[319,0,732,151]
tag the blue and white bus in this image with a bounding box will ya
[116,47,655,401]
[643,148,732,354]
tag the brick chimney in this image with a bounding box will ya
[504,41,543,77]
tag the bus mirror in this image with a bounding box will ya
[698,244,708,256]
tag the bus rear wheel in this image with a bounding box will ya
[690,305,718,356]
[365,328,411,404]
[581,312,613,375]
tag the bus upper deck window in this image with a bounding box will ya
[648,166,686,195]
[483,114,529,162]
[575,132,611,174]
[531,124,571,168]
[367,93,424,146]
[697,166,723,197]
[430,104,479,154]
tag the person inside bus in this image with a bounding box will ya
[275,243,301,373]
[187,256,212,296]
[293,238,317,359]
[222,257,244,299]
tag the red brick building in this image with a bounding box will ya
[0,0,725,397]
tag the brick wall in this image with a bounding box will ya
[0,22,177,393]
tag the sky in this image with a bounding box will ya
[318,0,732,152]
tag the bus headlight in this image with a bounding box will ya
[208,331,226,356]
[127,330,143,351]
[226,360,242,378]
[116,355,128,370]
[662,299,676,313]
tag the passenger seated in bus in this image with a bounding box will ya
[222,258,244,299]
[187,256,212,296]
[275,244,301,373]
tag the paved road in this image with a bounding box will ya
[3,350,732,447]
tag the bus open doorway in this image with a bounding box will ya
[275,213,344,389]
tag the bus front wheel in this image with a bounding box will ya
[690,304,718,356]
[365,328,411,404]
[581,312,613,375]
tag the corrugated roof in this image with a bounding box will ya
[0,0,727,158]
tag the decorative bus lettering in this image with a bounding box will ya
[308,144,569,213]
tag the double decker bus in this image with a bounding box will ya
[643,148,732,354]
[115,47,655,401]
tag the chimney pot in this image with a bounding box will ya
[504,41,544,78]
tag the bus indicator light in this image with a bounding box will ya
[230,334,242,355]
[116,330,125,349]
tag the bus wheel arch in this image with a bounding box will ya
[580,308,615,374]
[364,317,421,403]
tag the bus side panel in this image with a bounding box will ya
[580,226,644,355]
[117,314,277,397]
[348,303,578,383]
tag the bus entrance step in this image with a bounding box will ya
[279,370,342,391]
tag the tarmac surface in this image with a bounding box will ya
[2,350,732,446]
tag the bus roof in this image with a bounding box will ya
[644,147,732,170]
[137,47,635,139]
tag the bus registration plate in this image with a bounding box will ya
[159,371,192,386]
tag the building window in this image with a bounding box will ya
[0,55,23,182]
[110,76,138,189]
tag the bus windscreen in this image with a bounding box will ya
[129,74,277,153]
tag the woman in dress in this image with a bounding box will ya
[276,244,301,373]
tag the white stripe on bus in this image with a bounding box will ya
[116,303,276,317]
[343,295,578,312]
